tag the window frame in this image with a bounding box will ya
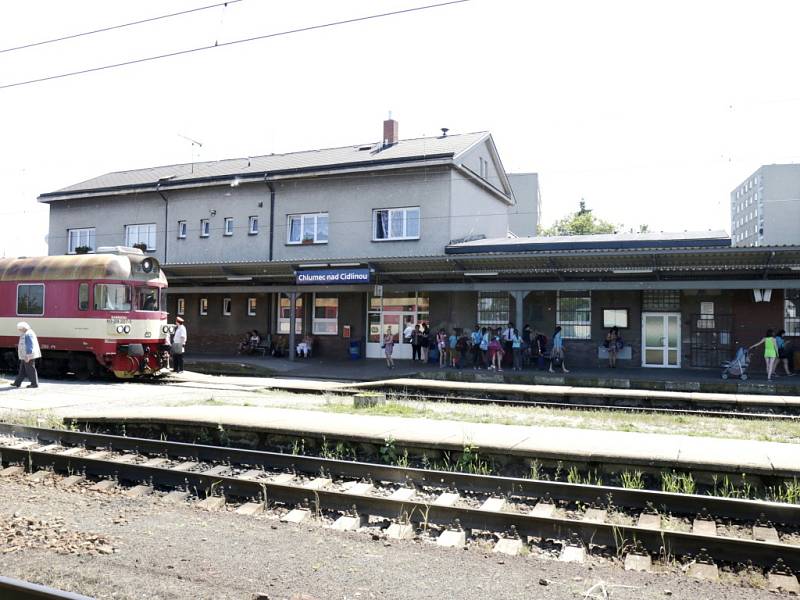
[224,217,234,236]
[287,212,328,245]
[223,297,232,316]
[785,290,800,337]
[372,206,421,242]
[200,219,210,238]
[557,291,592,340]
[199,298,208,316]
[602,308,628,329]
[277,293,303,334]
[312,293,339,335]
[16,283,45,316]
[93,283,132,312]
[177,220,187,239]
[176,298,185,316]
[477,292,509,328]
[248,216,259,235]
[67,227,96,254]
[124,223,157,251]
[247,297,257,316]
[78,282,89,311]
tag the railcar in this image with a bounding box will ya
[0,247,172,379]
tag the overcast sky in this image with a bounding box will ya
[2,0,799,256]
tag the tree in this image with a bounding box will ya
[538,200,617,236]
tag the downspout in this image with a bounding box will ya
[156,183,169,264]
[265,175,275,262]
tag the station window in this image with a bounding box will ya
[17,284,44,316]
[200,219,210,238]
[602,309,628,328]
[373,207,420,241]
[223,297,232,316]
[312,294,338,335]
[67,228,95,254]
[477,292,509,328]
[178,221,187,239]
[224,218,234,236]
[247,297,257,316]
[287,213,328,244]
[199,298,208,316]
[557,291,591,339]
[248,216,259,235]
[125,223,157,251]
[78,283,89,311]
[785,290,800,336]
[278,293,303,334]
[177,298,185,316]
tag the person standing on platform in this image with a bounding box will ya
[549,325,569,373]
[410,324,422,362]
[383,328,395,369]
[11,322,40,388]
[749,329,778,380]
[776,329,795,377]
[172,317,187,373]
[420,322,431,363]
[471,325,483,369]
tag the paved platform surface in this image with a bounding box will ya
[68,404,800,477]
[186,353,800,395]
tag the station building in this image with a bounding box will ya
[39,120,800,371]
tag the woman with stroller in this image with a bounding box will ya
[749,329,779,381]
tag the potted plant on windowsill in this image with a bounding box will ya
[301,236,314,245]
[74,246,92,254]
[132,242,148,252]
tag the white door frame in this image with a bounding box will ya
[641,312,681,368]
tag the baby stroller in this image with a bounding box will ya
[721,347,749,380]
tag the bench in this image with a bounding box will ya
[598,345,632,360]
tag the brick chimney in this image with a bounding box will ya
[383,118,398,147]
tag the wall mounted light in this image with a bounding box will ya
[210,209,217,216]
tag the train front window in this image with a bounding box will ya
[137,287,160,312]
[94,284,132,311]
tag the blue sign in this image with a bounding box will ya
[296,268,371,285]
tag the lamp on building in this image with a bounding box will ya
[753,289,773,302]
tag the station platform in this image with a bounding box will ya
[67,404,800,478]
[184,354,800,396]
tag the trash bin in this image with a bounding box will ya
[349,339,361,360]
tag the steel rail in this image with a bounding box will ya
[0,576,94,599]
[376,389,800,420]
[1,423,799,525]
[0,445,798,571]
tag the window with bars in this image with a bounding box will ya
[786,290,800,336]
[642,290,680,311]
[477,292,509,328]
[557,291,591,339]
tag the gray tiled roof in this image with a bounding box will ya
[41,131,489,199]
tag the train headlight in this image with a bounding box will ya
[116,325,124,334]
[123,325,131,334]
[169,325,176,334]
[141,258,154,273]
[162,325,169,334]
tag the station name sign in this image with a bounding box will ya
[295,268,371,285]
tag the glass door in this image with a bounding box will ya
[642,312,681,368]
[366,292,429,359]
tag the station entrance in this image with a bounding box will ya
[366,292,429,359]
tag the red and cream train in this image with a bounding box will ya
[0,248,172,379]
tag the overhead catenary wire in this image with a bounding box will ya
[0,0,470,91]
[0,0,244,54]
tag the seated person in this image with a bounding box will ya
[296,335,314,358]
[249,330,261,350]
[237,331,253,354]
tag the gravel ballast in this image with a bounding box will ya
[0,476,783,600]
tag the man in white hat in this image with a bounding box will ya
[12,322,40,388]
[171,317,187,373]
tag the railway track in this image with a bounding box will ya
[1,422,799,589]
